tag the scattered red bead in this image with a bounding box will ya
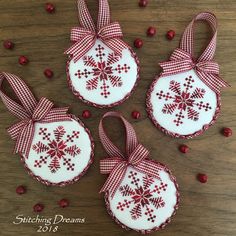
[222,127,233,137]
[44,68,54,78]
[33,203,44,213]
[58,199,69,208]
[3,40,14,49]
[197,173,208,183]
[179,144,189,154]
[147,26,156,37]
[139,0,148,7]
[82,110,91,119]
[45,3,55,13]
[134,38,143,49]
[166,30,176,40]
[16,185,26,195]
[131,111,141,119]
[18,56,29,65]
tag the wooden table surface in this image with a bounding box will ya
[0,0,235,235]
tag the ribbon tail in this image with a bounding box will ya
[7,120,27,140]
[99,162,127,198]
[196,71,230,94]
[64,34,96,63]
[14,122,34,159]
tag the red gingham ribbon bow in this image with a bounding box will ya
[0,72,71,158]
[159,12,229,94]
[99,112,163,198]
[64,0,127,63]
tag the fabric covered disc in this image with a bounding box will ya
[105,161,179,233]
[67,39,139,108]
[22,115,94,186]
[147,70,220,138]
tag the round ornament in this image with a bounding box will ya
[0,72,94,186]
[147,12,229,138]
[65,0,139,108]
[99,112,179,233]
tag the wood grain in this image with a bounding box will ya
[0,0,235,235]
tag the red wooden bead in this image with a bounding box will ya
[58,199,69,208]
[131,111,141,119]
[197,173,208,183]
[139,0,148,7]
[82,110,91,119]
[166,30,176,40]
[147,26,156,37]
[3,40,14,49]
[18,56,29,65]
[134,38,143,48]
[222,127,233,137]
[44,68,54,78]
[45,3,55,13]
[33,203,44,213]
[16,185,26,195]
[179,144,189,153]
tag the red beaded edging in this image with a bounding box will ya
[103,160,180,234]
[19,114,94,187]
[66,42,140,109]
[146,74,221,139]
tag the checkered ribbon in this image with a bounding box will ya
[64,0,127,62]
[0,72,71,159]
[159,12,229,94]
[99,111,163,198]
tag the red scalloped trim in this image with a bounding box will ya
[146,73,221,139]
[66,42,140,108]
[103,160,180,234]
[19,114,94,187]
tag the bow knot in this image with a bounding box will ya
[99,112,164,198]
[159,48,229,94]
[65,21,126,63]
[7,97,71,159]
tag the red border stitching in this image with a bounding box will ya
[19,114,95,187]
[103,160,180,234]
[66,41,140,109]
[146,73,221,139]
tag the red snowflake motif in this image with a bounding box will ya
[32,126,81,173]
[156,76,212,126]
[75,44,130,98]
[116,171,167,223]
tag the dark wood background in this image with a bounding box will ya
[0,0,235,235]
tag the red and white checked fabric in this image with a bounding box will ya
[64,0,127,62]
[159,12,229,94]
[0,72,71,159]
[99,112,163,198]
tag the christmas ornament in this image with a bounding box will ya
[58,198,70,208]
[147,12,230,138]
[45,3,55,14]
[0,72,94,186]
[139,0,148,8]
[65,0,140,108]
[99,111,179,233]
[134,38,144,48]
[179,144,189,153]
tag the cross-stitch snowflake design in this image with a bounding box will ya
[116,170,167,223]
[74,44,130,98]
[156,76,212,126]
[32,126,81,173]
